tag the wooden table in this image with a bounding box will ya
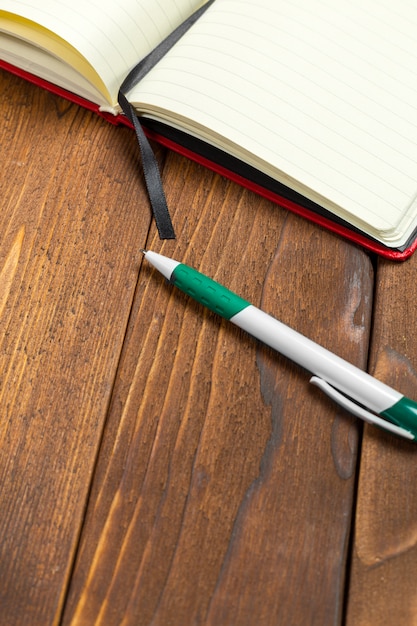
[2,68,417,626]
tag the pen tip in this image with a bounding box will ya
[139,249,147,255]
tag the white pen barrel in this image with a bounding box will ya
[231,305,402,414]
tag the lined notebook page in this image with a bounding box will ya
[0,0,203,103]
[131,0,417,244]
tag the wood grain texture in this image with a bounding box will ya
[0,70,153,625]
[346,253,417,626]
[62,148,374,625]
[4,64,403,626]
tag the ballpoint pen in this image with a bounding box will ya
[141,249,417,441]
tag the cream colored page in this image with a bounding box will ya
[131,0,417,242]
[0,0,203,102]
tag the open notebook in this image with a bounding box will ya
[1,0,417,259]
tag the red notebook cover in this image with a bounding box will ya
[1,58,415,261]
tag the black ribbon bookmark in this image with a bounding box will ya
[118,0,215,240]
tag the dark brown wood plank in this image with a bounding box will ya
[0,70,153,625]
[63,149,374,625]
[346,254,417,626]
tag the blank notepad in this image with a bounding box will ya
[131,0,417,244]
[0,0,202,100]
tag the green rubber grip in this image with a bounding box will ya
[172,264,250,320]
[381,396,417,439]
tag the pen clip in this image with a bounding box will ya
[310,376,414,440]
